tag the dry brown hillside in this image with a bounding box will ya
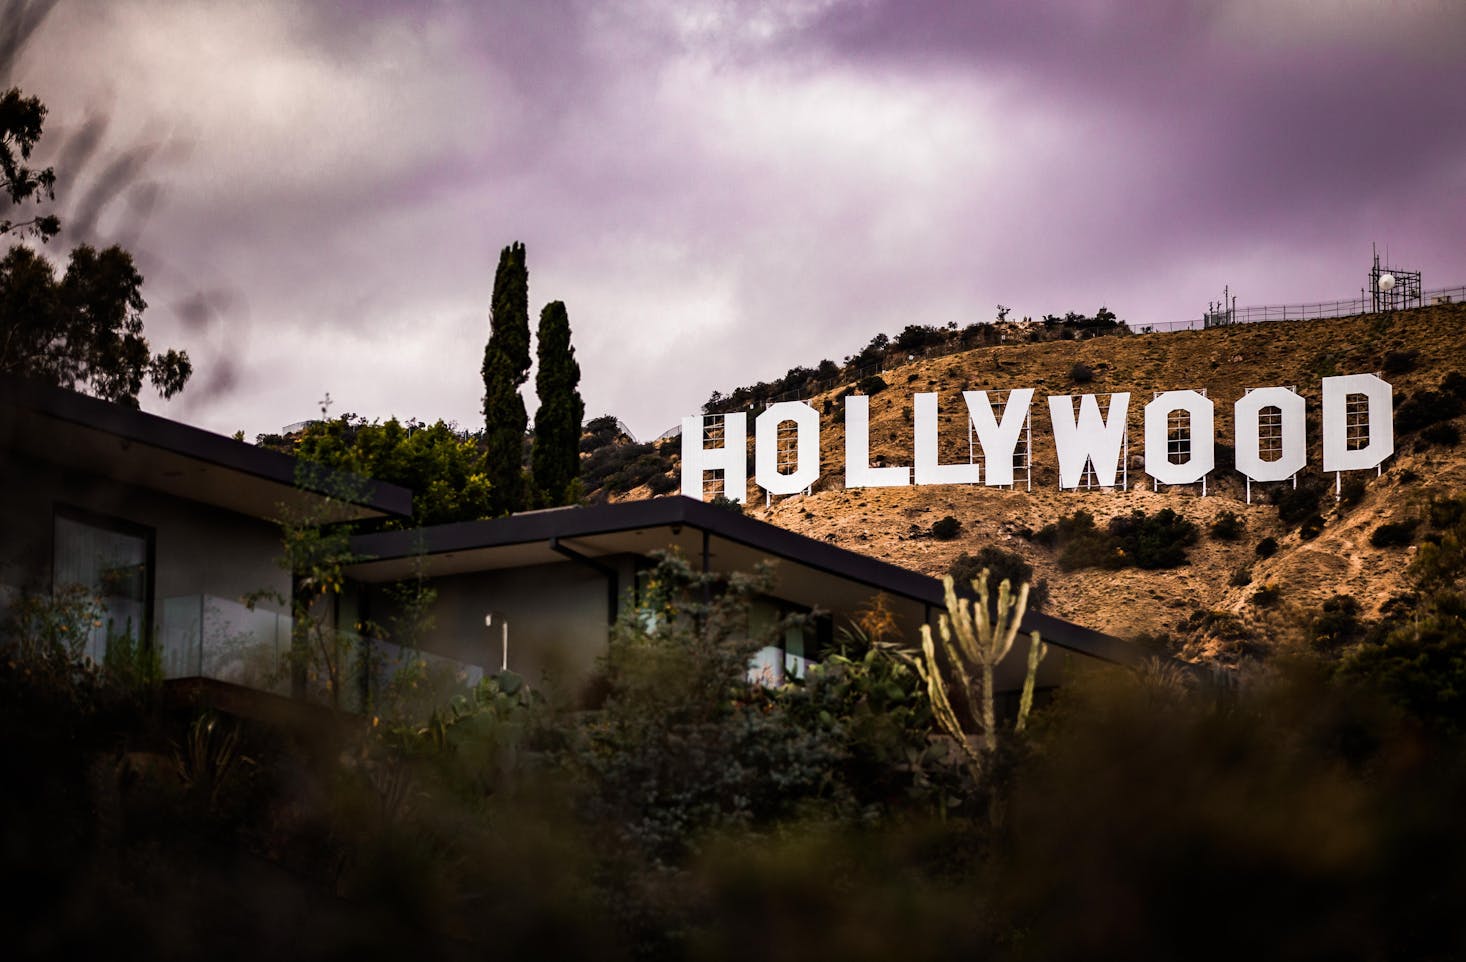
[634,303,1466,665]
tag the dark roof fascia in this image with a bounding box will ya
[349,496,1156,668]
[0,375,412,518]
[351,496,936,600]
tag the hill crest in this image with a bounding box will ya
[614,303,1466,665]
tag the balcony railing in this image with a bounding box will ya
[159,594,488,717]
[160,594,291,695]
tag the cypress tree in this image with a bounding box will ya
[531,300,585,506]
[482,242,530,514]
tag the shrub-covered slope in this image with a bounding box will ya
[613,302,1466,664]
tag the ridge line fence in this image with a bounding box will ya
[697,283,1465,418]
[1136,285,1466,334]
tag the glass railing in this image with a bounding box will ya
[159,594,487,717]
[159,594,291,696]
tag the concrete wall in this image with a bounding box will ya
[365,555,639,696]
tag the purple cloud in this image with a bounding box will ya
[6,0,1463,442]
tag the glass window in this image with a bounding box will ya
[53,513,151,663]
[747,598,820,686]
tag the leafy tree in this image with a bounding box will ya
[0,86,59,242]
[482,241,530,514]
[531,300,584,506]
[0,88,189,405]
[572,555,847,864]
[290,414,492,528]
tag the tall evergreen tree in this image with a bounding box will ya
[531,300,585,506]
[481,242,530,514]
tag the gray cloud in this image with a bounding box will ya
[7,0,1465,441]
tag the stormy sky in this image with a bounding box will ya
[9,0,1465,441]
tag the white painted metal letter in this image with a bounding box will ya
[755,401,821,495]
[1322,373,1393,473]
[845,395,911,488]
[966,389,1033,487]
[914,393,982,485]
[680,413,748,502]
[1144,390,1215,485]
[1048,393,1131,489]
[1234,387,1306,482]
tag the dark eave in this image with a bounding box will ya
[0,375,412,521]
[350,496,1155,668]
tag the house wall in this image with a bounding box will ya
[0,451,291,629]
[364,555,638,695]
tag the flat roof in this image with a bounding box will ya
[348,496,1150,668]
[0,375,412,522]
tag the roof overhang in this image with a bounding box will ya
[0,375,412,523]
[347,496,1152,668]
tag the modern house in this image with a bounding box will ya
[347,497,1148,699]
[1,375,1150,714]
[0,374,410,705]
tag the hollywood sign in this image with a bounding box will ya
[681,373,1394,502]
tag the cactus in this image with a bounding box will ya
[917,569,1047,773]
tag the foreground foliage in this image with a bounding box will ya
[6,543,1466,958]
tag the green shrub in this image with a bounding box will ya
[1210,510,1245,541]
[1309,595,1364,650]
[1069,362,1094,384]
[1109,508,1200,569]
[1252,583,1282,607]
[1395,378,1465,434]
[1299,513,1326,541]
[1229,566,1253,587]
[1381,349,1419,374]
[929,515,962,540]
[859,374,888,396]
[1272,476,1329,528]
[1256,536,1279,558]
[948,547,1049,612]
[1420,422,1461,448]
[1338,475,1367,507]
[1370,520,1419,548]
[1428,495,1466,531]
[646,472,678,495]
[1036,508,1197,571]
[1034,510,1121,570]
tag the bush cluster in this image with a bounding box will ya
[1210,510,1245,541]
[948,546,1050,612]
[702,311,1129,416]
[859,373,889,396]
[1309,595,1364,650]
[580,428,677,499]
[1271,475,1329,530]
[1252,583,1283,607]
[1381,349,1419,374]
[1033,508,1199,571]
[1370,520,1419,549]
[1395,371,1466,434]
[1420,422,1461,449]
[929,515,962,540]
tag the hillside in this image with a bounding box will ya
[614,302,1466,664]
